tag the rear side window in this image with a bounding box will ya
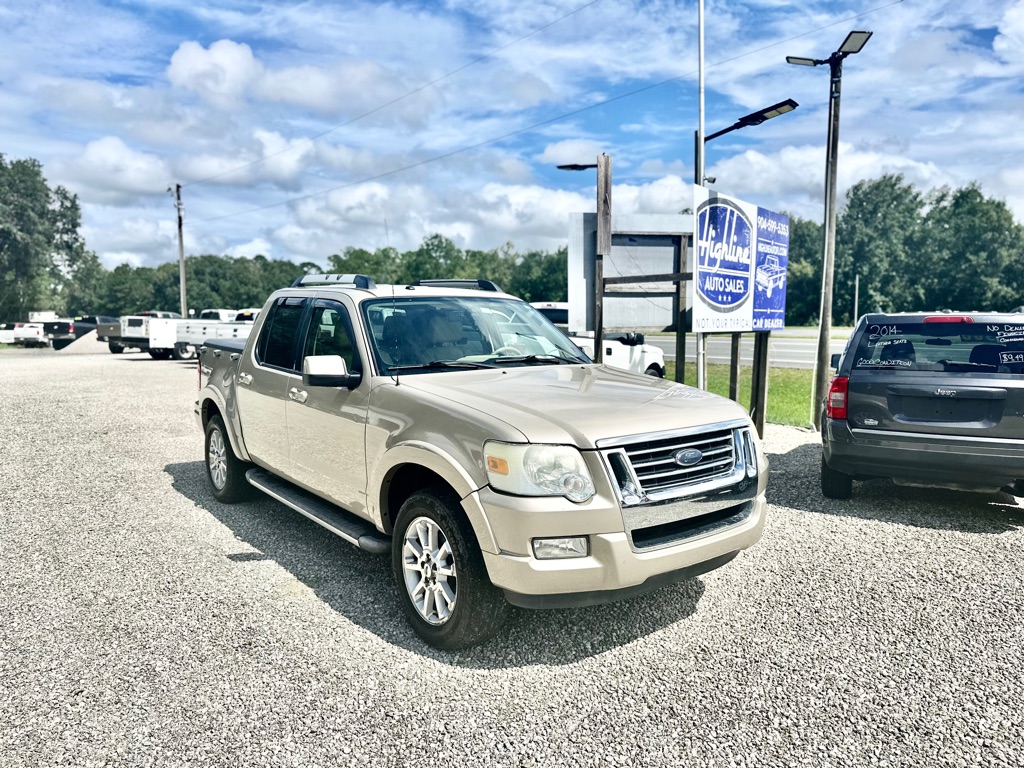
[256,297,308,371]
[851,321,1024,374]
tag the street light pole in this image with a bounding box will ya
[787,30,872,430]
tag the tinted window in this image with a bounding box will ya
[537,307,568,325]
[256,297,308,371]
[851,321,1024,374]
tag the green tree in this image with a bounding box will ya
[919,184,1024,312]
[780,215,823,326]
[327,246,402,284]
[505,246,567,302]
[0,155,81,319]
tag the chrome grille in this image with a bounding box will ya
[621,427,736,493]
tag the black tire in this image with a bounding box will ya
[821,455,853,499]
[204,414,252,503]
[392,488,510,650]
[171,343,195,361]
[108,343,124,354]
[645,364,664,378]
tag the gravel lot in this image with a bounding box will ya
[3,346,1023,767]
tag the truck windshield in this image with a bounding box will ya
[851,321,1024,374]
[362,296,590,374]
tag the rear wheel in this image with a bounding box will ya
[821,455,853,499]
[392,488,510,650]
[171,343,195,361]
[108,343,124,354]
[204,414,252,503]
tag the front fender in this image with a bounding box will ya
[373,441,498,554]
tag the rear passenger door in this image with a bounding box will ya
[286,298,372,518]
[236,296,309,475]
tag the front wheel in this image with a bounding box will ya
[392,488,510,650]
[205,414,252,503]
[645,364,664,378]
[821,455,853,499]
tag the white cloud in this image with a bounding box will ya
[167,40,263,110]
[54,138,171,205]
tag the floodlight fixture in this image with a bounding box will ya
[840,30,873,54]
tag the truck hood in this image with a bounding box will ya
[393,364,749,447]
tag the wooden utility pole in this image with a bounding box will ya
[594,154,612,363]
[173,184,187,318]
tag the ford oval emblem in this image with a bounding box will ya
[673,448,703,467]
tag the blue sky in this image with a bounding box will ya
[1,0,1021,269]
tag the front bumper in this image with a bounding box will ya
[823,418,1024,489]
[474,486,766,608]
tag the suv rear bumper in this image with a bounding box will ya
[477,493,766,607]
[823,419,1024,489]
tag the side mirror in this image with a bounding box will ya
[302,355,361,389]
[830,353,841,370]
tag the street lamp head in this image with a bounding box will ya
[556,163,599,171]
[738,98,799,127]
[840,30,873,54]
[786,55,819,67]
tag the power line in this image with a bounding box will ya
[181,0,602,189]
[192,0,904,225]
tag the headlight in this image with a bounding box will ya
[484,442,596,503]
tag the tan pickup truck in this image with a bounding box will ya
[196,275,767,650]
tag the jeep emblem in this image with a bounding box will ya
[673,448,704,467]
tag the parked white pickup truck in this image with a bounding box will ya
[195,274,767,650]
[530,302,665,377]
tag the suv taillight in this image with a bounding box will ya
[826,376,849,420]
[68,322,74,333]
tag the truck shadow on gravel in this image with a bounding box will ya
[766,442,1024,534]
[165,461,707,667]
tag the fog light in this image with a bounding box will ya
[532,537,589,560]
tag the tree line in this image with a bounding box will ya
[2,150,1022,326]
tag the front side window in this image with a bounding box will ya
[852,320,1024,374]
[255,297,308,371]
[362,296,590,374]
[302,302,359,372]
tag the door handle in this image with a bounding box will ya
[236,373,253,385]
[289,387,308,403]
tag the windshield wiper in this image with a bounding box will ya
[388,360,497,372]
[492,354,578,366]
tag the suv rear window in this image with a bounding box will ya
[851,321,1024,374]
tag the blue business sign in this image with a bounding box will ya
[752,208,789,330]
[692,187,788,333]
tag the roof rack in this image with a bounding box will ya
[413,279,503,292]
[291,274,377,289]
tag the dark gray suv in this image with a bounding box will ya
[821,312,1024,499]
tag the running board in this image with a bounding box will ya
[245,468,390,555]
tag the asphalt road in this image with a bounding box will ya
[3,346,1023,767]
[648,328,852,368]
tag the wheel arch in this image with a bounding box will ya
[199,392,252,463]
[376,444,497,554]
